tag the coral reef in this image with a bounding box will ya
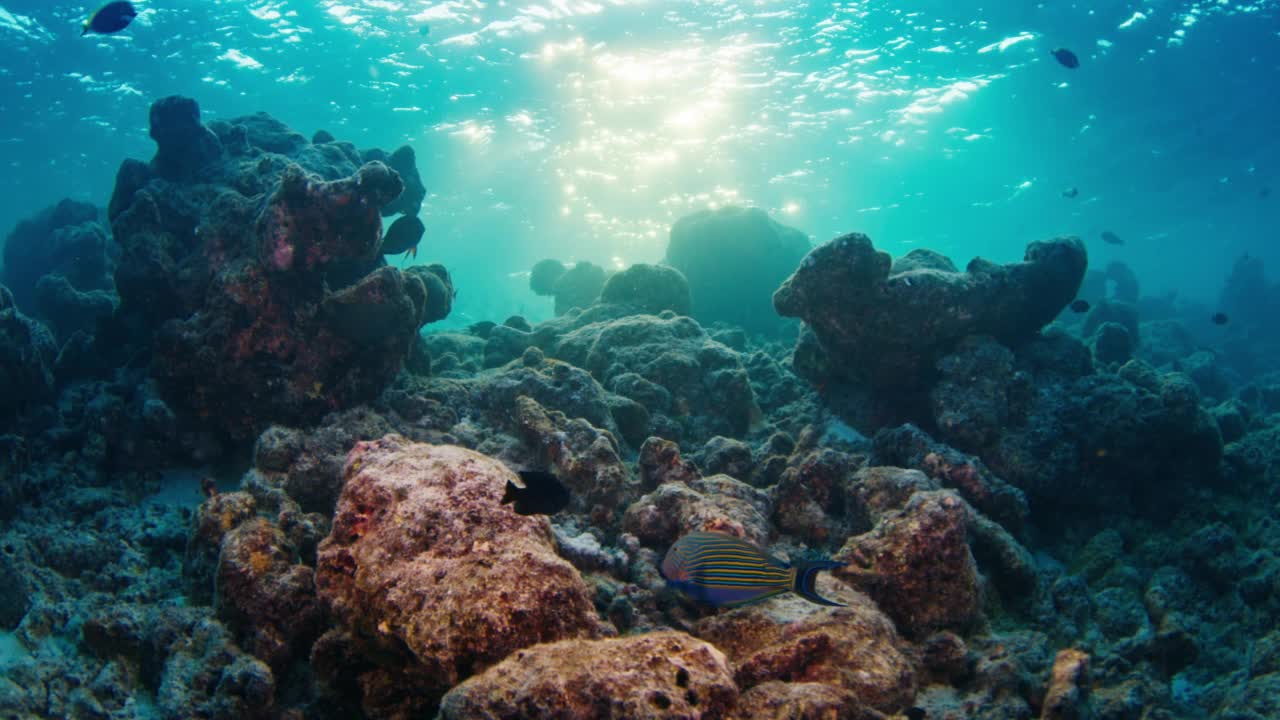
[438,631,737,720]
[598,261,692,316]
[104,95,448,440]
[774,232,1086,395]
[7,92,1280,720]
[315,439,608,716]
[665,206,810,334]
[528,259,613,316]
[1,199,115,332]
[695,585,916,715]
[0,285,57,427]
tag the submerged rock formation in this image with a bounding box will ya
[666,206,810,334]
[438,631,738,720]
[774,233,1087,391]
[104,95,448,440]
[315,439,608,716]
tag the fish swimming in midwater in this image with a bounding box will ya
[1101,230,1123,245]
[1211,312,1229,326]
[1051,48,1080,69]
[501,470,571,516]
[381,215,425,259]
[1069,299,1090,313]
[1062,187,1079,199]
[83,1,138,36]
[660,531,846,608]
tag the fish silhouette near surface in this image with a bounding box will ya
[1211,312,1230,326]
[1062,187,1079,199]
[1101,230,1124,245]
[660,531,846,608]
[1070,299,1090,313]
[83,1,137,36]
[1051,48,1080,68]
[501,470,571,516]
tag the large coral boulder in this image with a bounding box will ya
[108,96,444,440]
[598,262,692,316]
[551,260,609,316]
[665,206,810,334]
[1,198,114,317]
[550,313,758,444]
[437,631,738,720]
[834,490,982,639]
[314,438,607,716]
[696,583,916,715]
[0,285,57,426]
[773,233,1086,390]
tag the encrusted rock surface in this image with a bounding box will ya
[437,631,737,720]
[314,438,608,716]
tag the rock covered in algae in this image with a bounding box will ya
[598,262,692,316]
[314,438,608,714]
[104,95,445,441]
[773,232,1087,389]
[437,631,737,720]
[835,489,982,639]
[695,582,916,715]
[665,206,811,334]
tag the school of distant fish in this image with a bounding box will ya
[1048,46,1234,327]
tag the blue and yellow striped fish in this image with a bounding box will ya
[660,531,846,608]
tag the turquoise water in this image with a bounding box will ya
[2,3,1280,717]
[1,1,1275,323]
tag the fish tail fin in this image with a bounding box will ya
[500,479,518,505]
[793,560,846,607]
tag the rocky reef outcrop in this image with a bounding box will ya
[6,90,1280,720]
[438,631,737,720]
[774,233,1086,396]
[104,95,448,440]
[529,259,610,316]
[665,206,810,334]
[315,439,608,717]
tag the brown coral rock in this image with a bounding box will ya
[314,438,607,713]
[697,583,915,714]
[1040,648,1090,720]
[437,631,738,720]
[622,474,771,547]
[835,490,982,639]
[734,681,885,720]
[216,517,323,672]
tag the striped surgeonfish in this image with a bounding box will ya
[660,531,846,608]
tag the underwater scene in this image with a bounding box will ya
[1,0,1279,718]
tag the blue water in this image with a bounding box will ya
[1,1,1276,323]
[2,2,1280,718]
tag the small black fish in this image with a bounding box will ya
[1070,299,1090,313]
[905,708,928,720]
[1211,312,1229,326]
[1101,230,1123,245]
[1051,48,1080,69]
[380,215,425,258]
[83,1,137,36]
[1062,187,1079,199]
[501,470,571,516]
